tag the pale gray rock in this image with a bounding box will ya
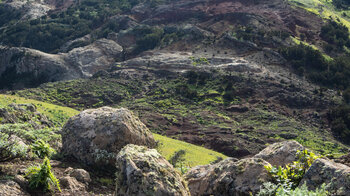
[254,140,304,166]
[0,180,29,196]
[300,158,350,195]
[62,107,156,167]
[115,144,190,196]
[185,157,271,196]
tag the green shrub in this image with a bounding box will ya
[264,149,320,189]
[329,104,350,144]
[280,44,350,90]
[25,157,61,193]
[320,20,350,50]
[169,150,187,174]
[258,182,329,196]
[31,140,56,159]
[0,133,27,162]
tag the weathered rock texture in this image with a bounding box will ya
[300,158,350,195]
[0,180,29,196]
[0,39,123,89]
[254,140,304,166]
[185,157,271,196]
[62,107,156,166]
[115,144,190,196]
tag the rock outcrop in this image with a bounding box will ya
[254,140,304,166]
[115,144,190,196]
[64,168,91,184]
[0,39,123,89]
[65,39,123,77]
[0,180,29,196]
[62,107,156,167]
[185,157,271,196]
[300,158,350,195]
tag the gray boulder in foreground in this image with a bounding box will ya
[185,157,271,196]
[300,158,350,195]
[115,144,190,196]
[62,107,156,167]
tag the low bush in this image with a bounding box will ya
[320,20,350,51]
[258,182,329,196]
[31,140,56,159]
[264,149,320,190]
[329,104,350,144]
[168,150,187,174]
[25,157,61,193]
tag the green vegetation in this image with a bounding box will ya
[0,133,27,162]
[25,157,61,193]
[168,150,187,174]
[31,140,56,159]
[0,93,228,167]
[0,94,79,126]
[261,150,321,195]
[329,104,350,144]
[289,0,350,30]
[258,182,329,196]
[13,71,348,157]
[265,150,320,189]
[320,20,350,52]
[154,134,227,167]
[332,0,350,9]
[280,44,350,89]
[0,0,177,53]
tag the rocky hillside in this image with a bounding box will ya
[2,105,350,195]
[1,0,350,195]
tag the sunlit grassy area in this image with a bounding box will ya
[154,134,227,167]
[0,94,79,126]
[289,0,350,30]
[0,94,227,167]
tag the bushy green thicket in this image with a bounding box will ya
[0,0,173,53]
[25,157,61,193]
[332,0,350,9]
[329,104,350,144]
[320,20,350,51]
[280,44,350,89]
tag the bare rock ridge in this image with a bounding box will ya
[61,107,156,167]
[0,39,123,89]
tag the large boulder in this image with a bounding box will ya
[254,140,304,166]
[115,144,190,196]
[185,157,271,196]
[299,158,350,195]
[62,107,156,167]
